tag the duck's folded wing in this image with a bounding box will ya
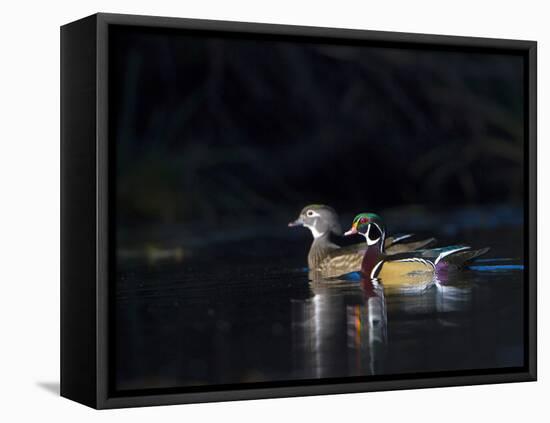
[385,233,413,246]
[440,247,490,267]
[385,237,437,254]
[386,245,466,263]
[400,245,490,267]
[318,242,365,275]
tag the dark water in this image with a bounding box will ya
[114,227,525,392]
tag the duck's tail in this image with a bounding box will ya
[441,247,490,268]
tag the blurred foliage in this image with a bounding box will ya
[110,28,525,225]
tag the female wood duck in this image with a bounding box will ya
[288,204,436,276]
[344,212,489,281]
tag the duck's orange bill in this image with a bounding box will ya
[344,223,358,236]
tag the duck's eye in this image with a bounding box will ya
[306,210,315,217]
[360,218,367,224]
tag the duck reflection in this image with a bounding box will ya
[291,275,387,378]
[347,278,387,374]
[434,274,473,329]
[291,269,479,379]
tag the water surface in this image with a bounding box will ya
[114,228,524,392]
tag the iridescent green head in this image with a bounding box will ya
[344,213,386,246]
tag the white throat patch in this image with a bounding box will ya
[305,222,326,239]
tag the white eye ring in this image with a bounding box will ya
[306,210,315,217]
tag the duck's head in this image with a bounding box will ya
[344,213,386,246]
[288,204,342,239]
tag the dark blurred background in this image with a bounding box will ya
[110,26,526,393]
[110,26,525,256]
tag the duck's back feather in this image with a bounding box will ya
[385,237,436,254]
[439,247,490,267]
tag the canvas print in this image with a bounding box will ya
[109,26,526,393]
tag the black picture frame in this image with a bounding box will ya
[60,12,537,409]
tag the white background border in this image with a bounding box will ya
[0,1,545,421]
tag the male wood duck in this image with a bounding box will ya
[288,204,436,276]
[344,212,489,281]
